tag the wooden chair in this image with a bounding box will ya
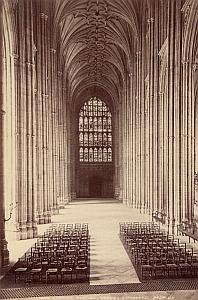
[14,267,28,283]
[140,258,153,281]
[60,262,74,283]
[75,263,88,282]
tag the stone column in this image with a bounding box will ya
[144,75,150,213]
[26,58,37,238]
[153,1,159,215]
[50,48,59,212]
[193,62,198,212]
[186,60,195,223]
[36,8,51,224]
[167,0,174,233]
[181,60,189,223]
[40,11,50,224]
[122,82,127,204]
[0,0,9,267]
[114,108,120,199]
[173,0,182,227]
[57,70,64,206]
[15,0,38,239]
[118,102,123,202]
[125,76,129,205]
[70,103,76,200]
[46,20,53,217]
[135,51,141,210]
[66,101,71,202]
[16,1,27,239]
[148,16,154,215]
[35,8,44,224]
[132,60,137,208]
[62,85,70,205]
[62,91,68,205]
[25,0,37,237]
[43,12,51,223]
[129,72,133,206]
[140,31,146,213]
[35,7,43,223]
[158,91,164,213]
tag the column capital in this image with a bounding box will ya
[192,63,198,72]
[181,60,189,66]
[50,48,56,54]
[40,13,48,22]
[26,61,35,68]
[11,53,19,60]
[147,17,154,24]
[58,71,63,77]
[168,136,175,139]
[42,93,49,99]
[136,51,141,57]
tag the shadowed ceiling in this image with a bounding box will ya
[54,0,141,103]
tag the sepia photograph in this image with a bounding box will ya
[0,0,198,299]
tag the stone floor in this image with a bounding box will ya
[0,290,197,300]
[3,199,145,285]
[1,199,198,299]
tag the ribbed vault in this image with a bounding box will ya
[54,0,140,102]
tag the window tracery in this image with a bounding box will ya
[78,97,112,162]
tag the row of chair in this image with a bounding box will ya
[120,222,198,281]
[14,223,90,284]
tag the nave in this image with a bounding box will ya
[2,199,143,286]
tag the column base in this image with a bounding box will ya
[59,205,65,209]
[17,222,38,240]
[37,212,45,224]
[51,206,59,215]
[67,193,71,202]
[118,193,123,202]
[170,218,176,235]
[114,188,120,200]
[58,197,65,208]
[38,212,51,224]
[64,197,69,205]
[33,223,38,238]
[0,239,9,268]
[70,192,76,200]
[44,212,51,224]
[58,197,69,209]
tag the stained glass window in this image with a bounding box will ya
[78,97,112,162]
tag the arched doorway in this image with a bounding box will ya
[89,176,102,198]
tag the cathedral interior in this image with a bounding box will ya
[0,0,198,299]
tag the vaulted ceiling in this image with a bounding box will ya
[54,0,141,103]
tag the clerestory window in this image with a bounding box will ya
[78,97,112,163]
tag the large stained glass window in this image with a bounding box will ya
[79,97,112,162]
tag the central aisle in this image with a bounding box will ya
[51,199,150,285]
